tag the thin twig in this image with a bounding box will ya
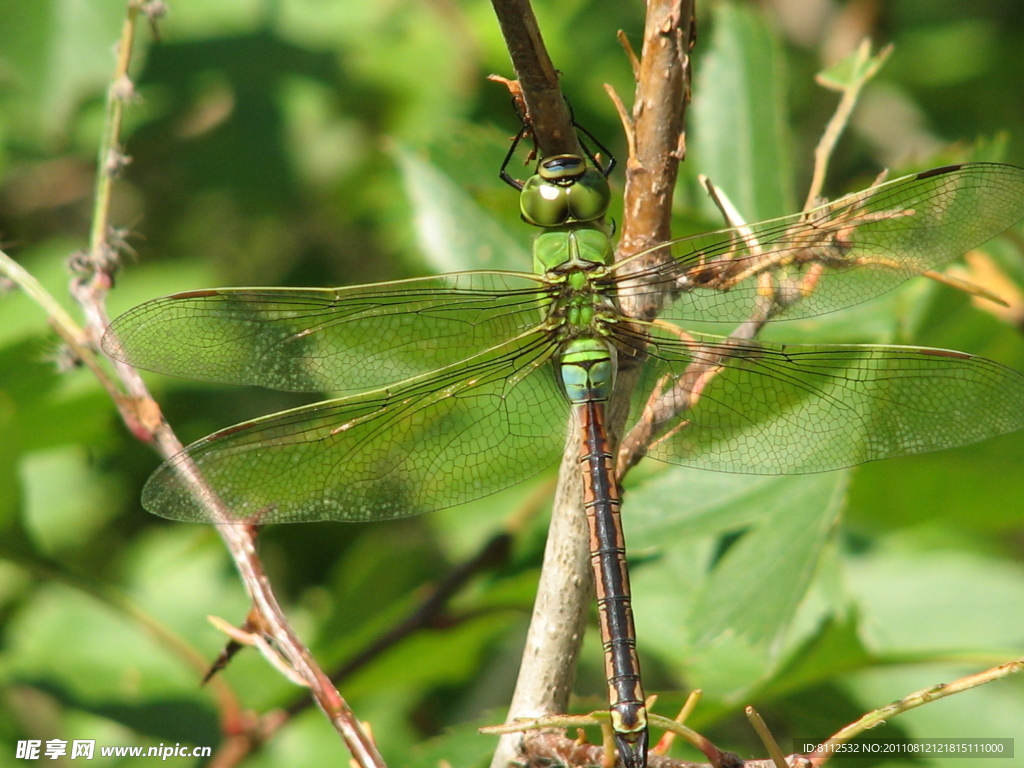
[807,657,1024,767]
[7,4,386,767]
[804,41,892,209]
[488,4,695,767]
[746,707,788,768]
[489,0,580,158]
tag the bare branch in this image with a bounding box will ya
[490,0,580,158]
[5,5,391,766]
[489,4,695,768]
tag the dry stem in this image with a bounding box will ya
[2,4,386,766]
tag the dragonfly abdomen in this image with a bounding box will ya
[558,337,615,404]
[562,337,649,768]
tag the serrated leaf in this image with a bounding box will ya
[687,472,846,648]
[628,468,848,696]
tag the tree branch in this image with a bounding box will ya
[488,3,695,767]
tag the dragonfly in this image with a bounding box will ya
[104,144,1024,767]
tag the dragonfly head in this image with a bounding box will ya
[520,153,611,227]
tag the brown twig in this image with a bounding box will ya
[617,0,694,267]
[41,4,386,767]
[806,657,1024,767]
[488,3,695,768]
[490,0,580,158]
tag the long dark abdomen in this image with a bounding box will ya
[576,399,648,768]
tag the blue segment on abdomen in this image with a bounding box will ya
[559,338,614,404]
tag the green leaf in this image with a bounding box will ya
[406,714,510,768]
[0,0,128,140]
[6,580,208,703]
[628,468,847,697]
[691,1,795,223]
[764,611,873,697]
[689,473,845,684]
[20,446,121,553]
[816,40,892,93]
[846,541,1024,654]
[395,144,530,272]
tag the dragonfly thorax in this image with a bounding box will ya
[534,226,613,274]
[544,256,619,335]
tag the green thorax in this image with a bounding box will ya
[519,154,619,402]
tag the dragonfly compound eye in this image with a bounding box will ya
[565,168,611,222]
[520,173,572,227]
[520,158,612,227]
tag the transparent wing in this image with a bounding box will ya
[103,271,549,392]
[623,327,1024,474]
[141,331,568,523]
[614,163,1024,323]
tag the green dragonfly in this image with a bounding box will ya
[104,149,1024,768]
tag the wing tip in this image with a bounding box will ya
[915,163,965,180]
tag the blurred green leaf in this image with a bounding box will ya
[3,2,1024,765]
[816,40,892,93]
[895,19,997,87]
[630,469,846,697]
[847,540,1024,655]
[20,446,121,553]
[0,0,128,140]
[405,715,506,768]
[7,582,204,702]
[396,143,529,272]
[691,1,795,222]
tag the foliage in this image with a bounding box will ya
[2,1,1024,766]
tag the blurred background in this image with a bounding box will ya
[2,1,1024,766]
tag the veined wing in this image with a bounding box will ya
[622,325,1024,474]
[141,328,567,523]
[103,271,549,392]
[613,163,1024,324]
